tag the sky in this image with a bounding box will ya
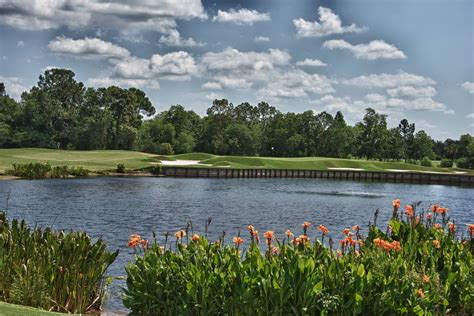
[0,0,473,140]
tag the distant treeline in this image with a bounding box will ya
[0,68,472,167]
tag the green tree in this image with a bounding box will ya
[356,108,389,160]
[412,130,435,160]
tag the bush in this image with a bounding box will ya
[8,163,89,179]
[124,202,474,315]
[420,157,432,167]
[440,159,453,168]
[116,163,126,173]
[406,159,418,165]
[0,212,118,313]
[148,165,162,175]
[68,166,89,177]
[157,143,174,155]
[456,157,473,169]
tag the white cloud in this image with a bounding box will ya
[0,0,207,31]
[113,51,199,81]
[461,82,474,94]
[158,30,205,47]
[202,77,252,90]
[17,40,24,47]
[323,39,406,60]
[415,119,435,130]
[213,8,270,25]
[466,113,474,119]
[0,76,29,99]
[254,36,271,43]
[387,86,436,98]
[205,92,225,101]
[296,58,327,67]
[48,36,130,59]
[87,77,160,90]
[202,47,291,71]
[259,69,334,99]
[342,71,436,88]
[293,6,366,38]
[317,95,360,114]
[365,93,387,102]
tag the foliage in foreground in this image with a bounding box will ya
[7,163,89,179]
[124,203,474,315]
[0,212,118,313]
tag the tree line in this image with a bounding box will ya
[0,68,472,168]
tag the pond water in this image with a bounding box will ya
[0,177,472,312]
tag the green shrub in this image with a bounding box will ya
[0,212,118,313]
[406,159,418,165]
[68,166,89,177]
[8,163,51,179]
[420,157,432,167]
[124,202,473,315]
[148,165,162,175]
[158,143,174,155]
[440,159,453,168]
[456,157,473,169]
[50,165,69,178]
[116,163,126,173]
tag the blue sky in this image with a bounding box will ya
[0,0,472,140]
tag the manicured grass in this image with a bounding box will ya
[0,302,63,316]
[0,149,471,175]
[0,148,159,173]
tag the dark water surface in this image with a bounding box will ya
[0,177,472,312]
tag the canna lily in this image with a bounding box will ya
[233,236,244,246]
[417,289,425,299]
[175,230,186,239]
[285,229,293,238]
[432,240,440,248]
[422,275,430,284]
[336,249,342,258]
[468,224,474,235]
[390,241,401,252]
[448,222,455,234]
[352,225,360,231]
[128,234,141,248]
[354,250,359,257]
[405,205,414,218]
[271,246,279,255]
[318,225,330,235]
[139,239,149,249]
[392,199,401,208]
[247,225,255,232]
[299,235,310,244]
[434,223,442,229]
[191,234,200,242]
[426,213,433,220]
[293,237,300,246]
[343,228,350,235]
[302,221,311,229]
[264,231,274,245]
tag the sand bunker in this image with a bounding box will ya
[328,167,364,171]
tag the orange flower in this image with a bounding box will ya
[422,275,430,284]
[432,240,440,248]
[233,236,244,246]
[434,223,442,229]
[128,234,141,248]
[354,250,359,257]
[252,230,260,243]
[417,288,425,299]
[175,230,186,239]
[405,205,414,218]
[271,246,279,255]
[352,225,360,231]
[383,242,393,251]
[426,213,433,220]
[343,228,350,235]
[373,238,383,247]
[337,249,342,258]
[299,235,310,244]
[318,225,329,235]
[392,199,401,208]
[448,222,455,233]
[293,237,301,246]
[468,224,474,235]
[357,240,364,247]
[415,216,420,226]
[191,234,200,242]
[391,241,401,252]
[285,229,293,238]
[436,207,448,214]
[302,221,311,229]
[247,225,255,232]
[431,204,440,213]
[264,230,274,240]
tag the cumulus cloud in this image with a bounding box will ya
[202,77,252,90]
[213,8,270,25]
[158,30,205,47]
[387,86,436,98]
[461,82,474,94]
[0,76,29,99]
[466,113,474,119]
[202,47,291,71]
[293,6,366,38]
[48,36,130,59]
[0,0,206,31]
[87,77,160,90]
[259,69,334,99]
[296,58,327,67]
[113,51,199,81]
[341,71,436,88]
[323,39,406,60]
[17,40,24,47]
[254,36,271,43]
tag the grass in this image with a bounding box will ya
[0,148,158,173]
[0,302,63,316]
[0,149,472,175]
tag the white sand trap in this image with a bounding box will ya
[160,160,201,166]
[386,169,410,172]
[454,171,467,174]
[328,167,364,171]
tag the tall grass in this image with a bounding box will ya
[0,212,118,313]
[7,163,89,179]
[124,202,473,315]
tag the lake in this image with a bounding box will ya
[0,177,472,312]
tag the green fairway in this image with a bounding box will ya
[0,149,472,175]
[0,148,159,173]
[0,302,64,316]
[169,153,473,175]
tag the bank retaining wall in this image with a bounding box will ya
[162,166,474,186]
